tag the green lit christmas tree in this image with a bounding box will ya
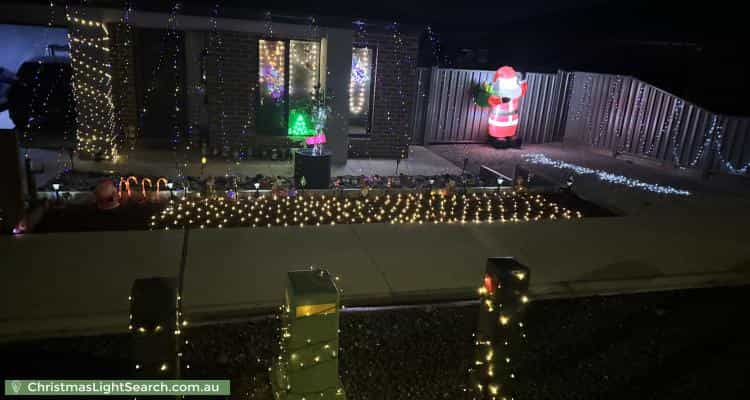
[289,111,311,137]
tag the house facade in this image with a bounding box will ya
[0,3,420,164]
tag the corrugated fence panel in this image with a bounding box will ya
[412,67,749,175]
[551,70,575,142]
[420,68,560,144]
[517,72,560,144]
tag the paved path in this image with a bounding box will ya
[24,145,461,188]
[431,143,750,215]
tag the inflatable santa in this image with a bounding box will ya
[487,66,527,148]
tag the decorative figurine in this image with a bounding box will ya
[487,66,527,149]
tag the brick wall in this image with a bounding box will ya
[107,24,419,161]
[107,23,138,140]
[205,30,258,157]
[348,30,420,159]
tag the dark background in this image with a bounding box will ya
[37,0,747,115]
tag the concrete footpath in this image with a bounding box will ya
[2,196,750,342]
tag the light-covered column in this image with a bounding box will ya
[271,267,346,400]
[470,257,531,400]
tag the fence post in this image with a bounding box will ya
[470,257,531,400]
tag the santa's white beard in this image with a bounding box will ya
[494,79,522,98]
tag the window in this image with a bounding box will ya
[257,39,286,136]
[349,46,375,135]
[288,40,320,138]
[257,39,321,138]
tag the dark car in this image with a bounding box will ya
[7,53,75,134]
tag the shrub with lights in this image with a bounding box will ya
[150,190,581,230]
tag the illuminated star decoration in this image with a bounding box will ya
[351,57,369,85]
[522,153,691,196]
[261,63,284,99]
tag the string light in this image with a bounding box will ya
[390,22,412,160]
[647,94,677,157]
[631,83,649,153]
[470,259,530,400]
[712,116,750,175]
[129,279,185,378]
[21,1,58,151]
[573,74,593,123]
[259,39,285,101]
[289,38,319,98]
[349,48,370,115]
[669,99,687,166]
[594,77,621,146]
[425,25,442,66]
[67,8,117,159]
[686,113,717,168]
[167,1,186,177]
[522,153,691,195]
[271,268,346,399]
[150,190,582,230]
[209,2,230,159]
[289,37,321,138]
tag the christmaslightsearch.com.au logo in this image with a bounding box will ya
[4,380,230,396]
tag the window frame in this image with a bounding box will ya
[348,45,377,137]
[256,38,322,137]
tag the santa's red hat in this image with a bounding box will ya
[494,66,516,81]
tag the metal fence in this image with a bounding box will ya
[413,68,571,145]
[566,71,750,175]
[411,67,750,176]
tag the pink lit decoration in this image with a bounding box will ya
[305,132,327,146]
[95,179,120,210]
[484,274,495,295]
[487,66,527,139]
